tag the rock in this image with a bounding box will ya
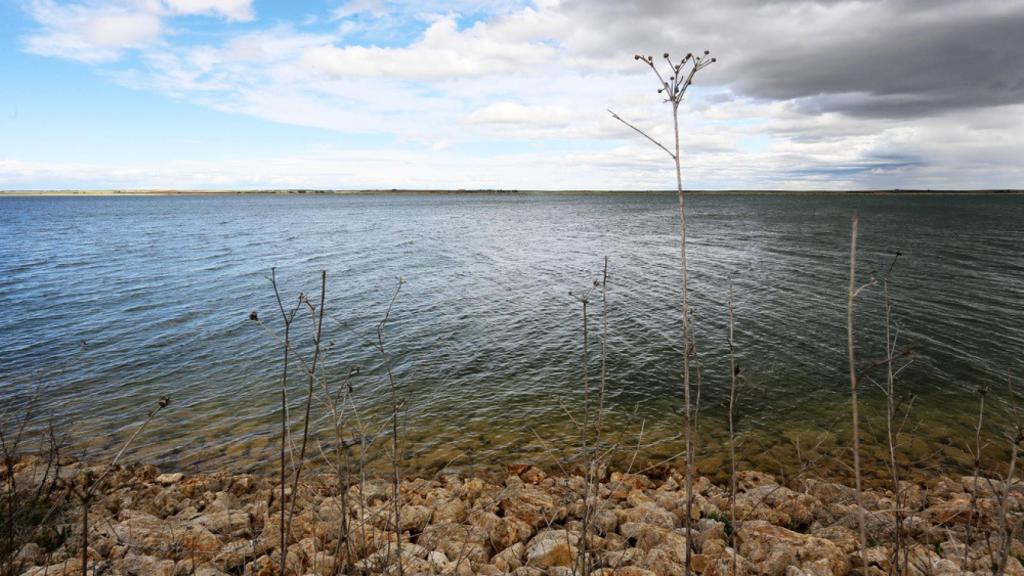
[592,508,619,535]
[205,491,240,513]
[525,529,578,569]
[734,485,818,529]
[902,544,964,576]
[191,510,251,538]
[810,525,859,554]
[15,542,41,566]
[509,464,547,485]
[427,550,449,572]
[493,542,525,572]
[803,479,853,504]
[347,525,400,561]
[229,474,256,496]
[469,509,535,552]
[599,547,646,568]
[156,472,184,486]
[431,497,467,524]
[922,495,986,526]
[600,568,658,576]
[212,540,260,572]
[695,518,727,549]
[736,520,847,576]
[644,546,688,576]
[115,553,176,576]
[610,472,652,491]
[737,471,776,490]
[618,522,688,555]
[21,565,87,576]
[698,546,757,576]
[617,503,677,529]
[191,567,231,576]
[478,563,503,576]
[500,483,565,528]
[418,522,490,563]
[852,546,892,572]
[398,504,432,533]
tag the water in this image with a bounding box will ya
[1,193,1022,479]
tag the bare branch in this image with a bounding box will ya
[607,109,676,160]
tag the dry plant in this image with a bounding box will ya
[860,251,914,574]
[569,264,602,576]
[846,213,875,572]
[609,48,715,576]
[963,384,988,571]
[991,371,1022,576]
[285,270,327,571]
[726,281,740,576]
[70,395,170,575]
[0,394,68,576]
[268,267,302,574]
[879,254,913,576]
[255,268,415,575]
[376,277,406,576]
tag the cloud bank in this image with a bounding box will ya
[7,0,1023,189]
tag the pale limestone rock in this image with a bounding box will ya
[736,520,848,576]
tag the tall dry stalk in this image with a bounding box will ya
[610,49,715,576]
[726,281,739,576]
[283,270,327,564]
[74,396,170,576]
[269,268,301,575]
[846,213,872,572]
[964,385,988,571]
[377,278,405,576]
[994,371,1022,576]
[570,273,600,576]
[596,257,610,450]
[877,252,913,575]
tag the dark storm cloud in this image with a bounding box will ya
[560,0,1024,118]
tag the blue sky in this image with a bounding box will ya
[2,0,1022,190]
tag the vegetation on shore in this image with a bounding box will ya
[3,456,1023,576]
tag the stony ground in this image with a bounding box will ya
[5,457,1023,576]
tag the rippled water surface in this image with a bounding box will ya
[1,193,1022,477]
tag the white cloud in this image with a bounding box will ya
[302,14,557,80]
[13,0,1024,189]
[163,0,253,21]
[23,1,163,62]
[22,0,253,63]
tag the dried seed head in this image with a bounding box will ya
[704,50,710,55]
[634,54,640,60]
[663,52,669,58]
[249,311,259,321]
[711,57,717,62]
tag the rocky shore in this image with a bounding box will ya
[5,458,1023,576]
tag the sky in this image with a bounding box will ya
[1,0,1022,190]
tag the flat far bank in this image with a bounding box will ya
[2,188,1023,197]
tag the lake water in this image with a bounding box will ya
[1,193,1022,480]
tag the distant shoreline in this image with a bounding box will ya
[2,188,1023,197]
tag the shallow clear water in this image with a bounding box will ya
[1,193,1022,478]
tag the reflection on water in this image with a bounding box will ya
[0,192,1021,480]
